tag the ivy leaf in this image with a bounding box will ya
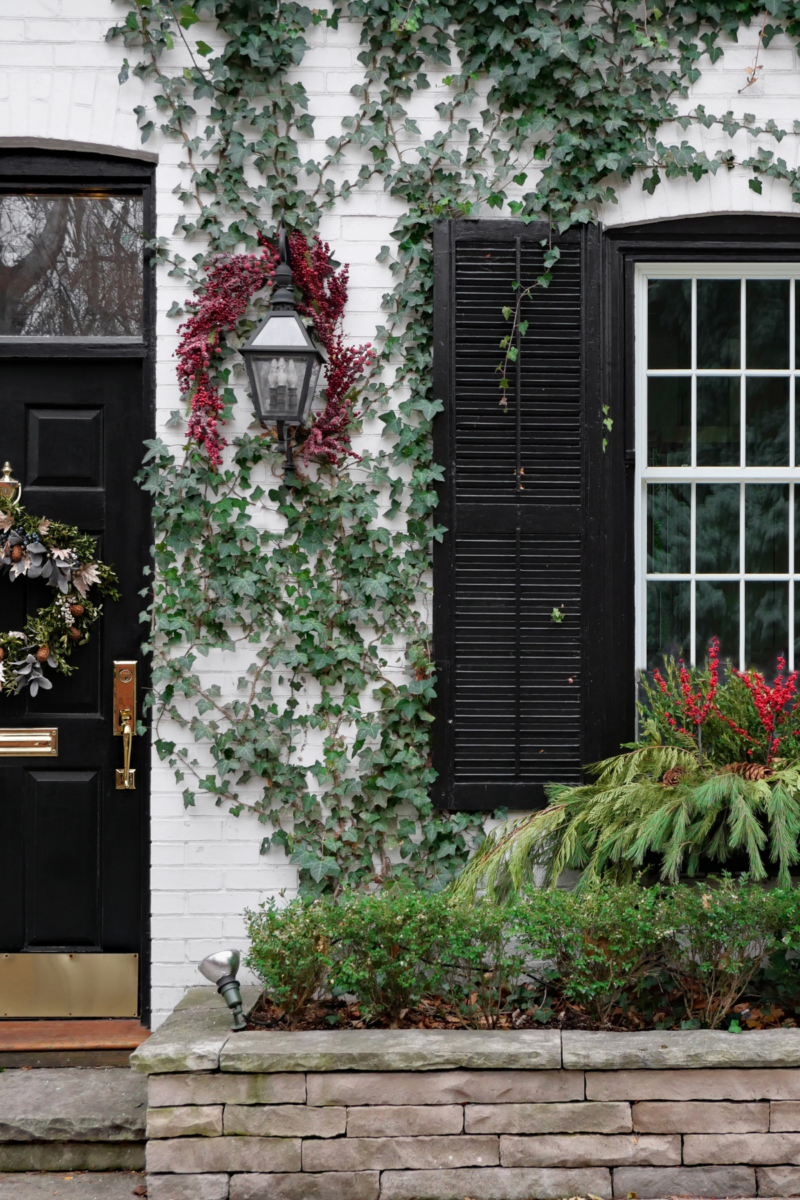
[179,4,199,28]
[749,178,763,194]
[196,40,213,56]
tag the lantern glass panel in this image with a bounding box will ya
[250,312,311,349]
[251,354,313,422]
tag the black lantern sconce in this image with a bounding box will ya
[240,224,328,474]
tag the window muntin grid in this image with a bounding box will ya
[635,264,800,675]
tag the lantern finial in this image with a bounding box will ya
[272,216,295,310]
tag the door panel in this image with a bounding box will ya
[26,770,101,947]
[0,355,149,1012]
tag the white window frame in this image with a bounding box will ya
[635,261,800,672]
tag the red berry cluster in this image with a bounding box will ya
[283,231,375,466]
[732,656,799,762]
[653,636,720,738]
[176,246,277,466]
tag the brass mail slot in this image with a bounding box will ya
[0,728,58,757]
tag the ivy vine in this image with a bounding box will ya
[108,0,800,892]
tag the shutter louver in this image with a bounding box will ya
[433,222,586,811]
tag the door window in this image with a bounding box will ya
[637,265,800,675]
[0,193,143,339]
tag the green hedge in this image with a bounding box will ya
[245,879,800,1032]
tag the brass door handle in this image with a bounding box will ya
[114,662,137,791]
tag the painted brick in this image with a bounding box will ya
[302,1134,499,1172]
[146,1105,223,1138]
[466,1102,631,1135]
[146,1136,300,1174]
[684,1131,800,1164]
[379,1166,612,1199]
[772,1101,800,1130]
[632,1100,769,1133]
[306,1070,584,1107]
[229,1172,380,1200]
[586,1068,800,1101]
[501,1133,681,1167]
[613,1166,756,1199]
[224,1105,345,1138]
[347,1105,463,1136]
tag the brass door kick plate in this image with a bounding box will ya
[0,728,58,757]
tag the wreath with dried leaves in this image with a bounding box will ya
[0,499,120,697]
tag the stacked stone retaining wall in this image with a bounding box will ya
[132,990,800,1200]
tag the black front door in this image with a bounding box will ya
[0,155,153,1022]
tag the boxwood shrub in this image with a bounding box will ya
[245,878,800,1031]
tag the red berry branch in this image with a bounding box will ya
[731,656,799,763]
[653,637,720,764]
[284,231,375,467]
[176,245,277,467]
[176,233,373,469]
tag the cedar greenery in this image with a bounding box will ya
[453,657,800,899]
[107,0,800,889]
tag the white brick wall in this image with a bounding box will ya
[2,1,800,1025]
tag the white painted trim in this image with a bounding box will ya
[634,263,800,671]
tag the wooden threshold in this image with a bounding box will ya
[0,1019,150,1052]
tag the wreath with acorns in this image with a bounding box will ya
[0,494,120,698]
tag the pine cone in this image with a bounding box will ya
[662,766,688,788]
[70,603,84,617]
[68,627,81,642]
[10,545,22,562]
[0,647,4,661]
[723,761,774,781]
[36,646,50,663]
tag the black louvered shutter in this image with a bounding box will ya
[431,219,612,812]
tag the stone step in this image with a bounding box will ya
[0,1068,146,1171]
[0,1172,145,1198]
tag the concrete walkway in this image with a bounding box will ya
[0,1174,145,1198]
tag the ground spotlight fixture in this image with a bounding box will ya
[198,949,247,1032]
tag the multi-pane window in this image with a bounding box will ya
[636,264,800,675]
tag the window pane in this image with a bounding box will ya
[745,582,788,675]
[697,279,740,368]
[697,377,740,465]
[746,377,789,466]
[696,484,739,574]
[745,484,789,573]
[748,480,791,573]
[0,194,143,338]
[647,581,690,669]
[697,581,739,667]
[648,279,691,368]
[647,484,690,573]
[648,377,691,466]
[746,279,789,369]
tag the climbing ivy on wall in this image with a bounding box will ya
[108,0,800,892]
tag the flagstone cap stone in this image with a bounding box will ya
[219,1029,562,1074]
[131,987,262,1075]
[132,993,800,1075]
[564,1030,800,1070]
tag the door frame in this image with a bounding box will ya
[0,146,156,1026]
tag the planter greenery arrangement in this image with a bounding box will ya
[246,880,800,1033]
[455,642,800,899]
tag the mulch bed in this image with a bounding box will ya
[246,993,797,1033]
